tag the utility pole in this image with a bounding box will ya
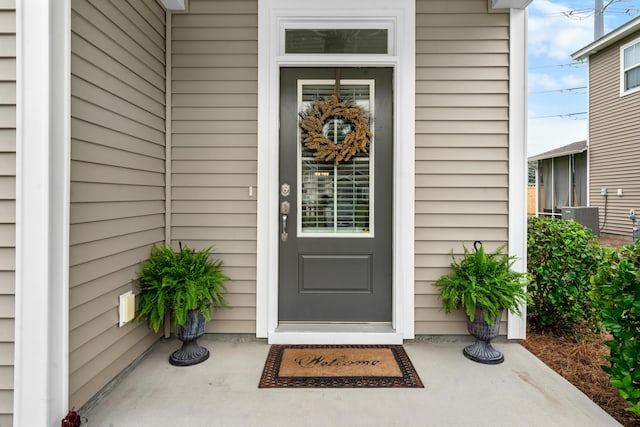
[595,0,604,39]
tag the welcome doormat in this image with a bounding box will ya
[258,345,424,388]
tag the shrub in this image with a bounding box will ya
[527,217,601,331]
[591,241,640,417]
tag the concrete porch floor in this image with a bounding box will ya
[82,335,621,427]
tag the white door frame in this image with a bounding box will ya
[256,0,416,344]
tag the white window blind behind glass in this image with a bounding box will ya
[624,41,640,91]
[298,82,374,236]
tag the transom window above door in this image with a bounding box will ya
[277,18,396,57]
[285,29,388,54]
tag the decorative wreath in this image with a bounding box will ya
[299,95,373,164]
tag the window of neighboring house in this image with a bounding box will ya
[621,37,640,95]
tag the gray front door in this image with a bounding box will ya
[278,67,393,322]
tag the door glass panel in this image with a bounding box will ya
[298,80,374,237]
[285,29,388,54]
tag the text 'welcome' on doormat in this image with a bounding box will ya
[258,345,424,388]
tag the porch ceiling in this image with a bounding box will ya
[491,0,534,9]
[158,0,535,12]
[160,0,186,11]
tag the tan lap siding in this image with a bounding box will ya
[0,3,13,424]
[171,0,257,334]
[415,0,510,334]
[588,35,640,236]
[69,0,165,408]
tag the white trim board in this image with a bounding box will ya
[256,0,416,344]
[14,1,71,424]
[507,8,528,340]
[572,15,640,61]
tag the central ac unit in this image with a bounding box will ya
[561,207,599,236]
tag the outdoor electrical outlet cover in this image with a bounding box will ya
[119,291,135,327]
[601,188,608,196]
[617,189,623,196]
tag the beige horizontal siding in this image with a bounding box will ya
[72,120,164,159]
[171,0,258,334]
[72,34,164,103]
[588,33,640,236]
[415,0,510,335]
[69,0,165,409]
[0,6,13,425]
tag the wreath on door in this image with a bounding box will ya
[299,95,372,164]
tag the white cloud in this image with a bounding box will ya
[560,74,585,87]
[529,72,586,91]
[527,116,588,157]
[529,73,562,90]
[528,0,594,60]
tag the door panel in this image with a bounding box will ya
[299,254,372,293]
[279,67,393,322]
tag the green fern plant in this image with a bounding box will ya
[433,242,529,325]
[136,243,230,333]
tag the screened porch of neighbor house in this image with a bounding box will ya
[529,140,588,218]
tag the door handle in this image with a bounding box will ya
[280,201,290,242]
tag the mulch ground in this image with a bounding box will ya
[597,234,636,249]
[520,234,639,426]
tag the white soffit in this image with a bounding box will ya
[492,0,534,9]
[160,0,186,11]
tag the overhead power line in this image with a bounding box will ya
[528,62,586,70]
[529,86,587,95]
[605,7,640,15]
[534,0,640,19]
[529,112,588,120]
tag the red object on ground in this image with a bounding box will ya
[61,408,82,427]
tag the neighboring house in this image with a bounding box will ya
[4,0,532,424]
[572,16,640,237]
[528,140,588,217]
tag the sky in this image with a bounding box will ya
[527,0,640,157]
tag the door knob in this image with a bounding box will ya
[280,201,290,242]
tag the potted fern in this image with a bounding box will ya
[136,243,229,366]
[433,241,528,364]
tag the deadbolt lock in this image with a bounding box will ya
[281,183,290,197]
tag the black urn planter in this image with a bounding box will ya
[463,305,504,364]
[169,308,209,366]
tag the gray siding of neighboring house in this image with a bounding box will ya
[415,0,510,334]
[69,0,166,408]
[0,2,13,424]
[589,32,640,237]
[171,0,258,333]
